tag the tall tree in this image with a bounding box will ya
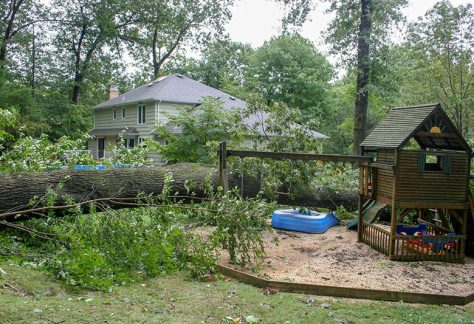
[133,0,233,79]
[52,0,136,103]
[407,1,474,138]
[1,0,32,66]
[278,0,407,154]
[0,0,49,83]
[325,0,407,154]
[169,38,253,92]
[246,34,333,125]
[353,0,371,156]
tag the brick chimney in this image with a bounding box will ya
[109,85,119,100]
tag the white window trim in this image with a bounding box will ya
[113,108,117,120]
[137,105,146,125]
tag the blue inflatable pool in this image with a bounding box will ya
[74,164,105,170]
[272,209,340,233]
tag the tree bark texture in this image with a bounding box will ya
[352,0,372,155]
[0,163,358,213]
[0,0,26,65]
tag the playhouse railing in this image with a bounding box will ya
[391,233,466,262]
[360,221,390,255]
[360,221,466,262]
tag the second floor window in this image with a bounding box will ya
[113,108,117,120]
[418,152,452,174]
[138,105,146,124]
[122,108,125,118]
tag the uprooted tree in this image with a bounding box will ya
[0,163,358,216]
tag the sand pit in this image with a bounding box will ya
[219,226,474,295]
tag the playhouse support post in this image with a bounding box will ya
[461,209,468,258]
[357,193,363,242]
[418,209,423,221]
[357,162,365,243]
[389,205,397,258]
[389,149,400,258]
[218,142,229,193]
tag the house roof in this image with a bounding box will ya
[93,74,328,140]
[361,103,471,153]
[94,74,247,110]
[243,110,328,139]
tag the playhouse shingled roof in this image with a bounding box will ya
[360,103,472,153]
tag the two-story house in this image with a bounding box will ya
[88,74,327,159]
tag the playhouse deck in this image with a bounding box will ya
[360,221,466,263]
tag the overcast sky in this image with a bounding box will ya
[226,0,473,48]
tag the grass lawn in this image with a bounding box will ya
[0,262,473,323]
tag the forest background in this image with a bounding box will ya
[0,0,472,160]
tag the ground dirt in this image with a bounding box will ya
[219,226,474,295]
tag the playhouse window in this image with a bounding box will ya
[425,154,442,171]
[418,152,452,174]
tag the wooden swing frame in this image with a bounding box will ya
[217,139,473,264]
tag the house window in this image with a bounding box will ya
[122,108,125,119]
[138,137,145,145]
[113,108,117,120]
[418,152,452,174]
[126,138,135,148]
[138,105,146,124]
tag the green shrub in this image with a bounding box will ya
[45,208,189,289]
[0,133,158,172]
[206,189,275,265]
[0,134,94,172]
[1,179,274,290]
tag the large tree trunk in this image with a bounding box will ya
[71,72,83,104]
[0,42,7,66]
[352,0,372,155]
[0,0,26,67]
[152,27,161,78]
[0,163,214,212]
[0,163,358,214]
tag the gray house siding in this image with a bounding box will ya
[87,101,188,159]
[156,101,188,126]
[88,74,327,160]
[93,102,156,134]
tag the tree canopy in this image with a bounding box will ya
[0,0,472,158]
[407,1,473,137]
[245,34,333,125]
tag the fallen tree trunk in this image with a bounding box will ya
[0,163,216,212]
[0,163,357,214]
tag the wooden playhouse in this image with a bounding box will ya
[357,103,472,263]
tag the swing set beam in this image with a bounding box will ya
[217,142,373,192]
[224,149,372,163]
